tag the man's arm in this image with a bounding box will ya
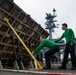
[34,40,45,54]
[54,33,64,43]
[70,29,75,44]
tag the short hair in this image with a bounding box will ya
[62,23,68,28]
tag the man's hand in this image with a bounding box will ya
[32,51,34,54]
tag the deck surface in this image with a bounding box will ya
[0,63,76,75]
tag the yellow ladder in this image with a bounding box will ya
[4,17,43,70]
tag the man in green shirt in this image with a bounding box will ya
[32,35,60,69]
[55,23,76,70]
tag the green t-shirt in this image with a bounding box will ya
[34,39,57,54]
[55,28,75,44]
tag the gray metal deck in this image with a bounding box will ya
[0,63,76,75]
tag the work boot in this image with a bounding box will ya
[58,66,66,69]
[71,67,76,70]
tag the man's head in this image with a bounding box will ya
[40,35,45,42]
[62,23,68,30]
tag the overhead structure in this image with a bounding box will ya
[0,0,48,69]
[45,8,58,39]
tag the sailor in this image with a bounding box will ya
[32,35,60,69]
[54,23,76,70]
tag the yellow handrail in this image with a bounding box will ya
[3,17,43,70]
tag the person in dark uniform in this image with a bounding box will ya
[55,23,76,70]
[32,35,60,69]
